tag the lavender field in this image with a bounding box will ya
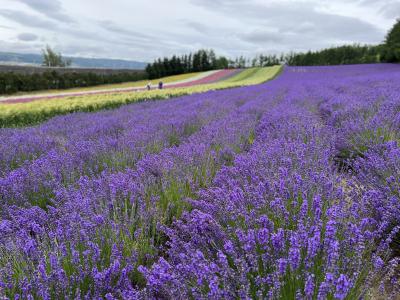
[1,64,400,299]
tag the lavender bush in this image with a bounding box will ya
[0,64,399,299]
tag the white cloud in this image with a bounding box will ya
[0,0,397,61]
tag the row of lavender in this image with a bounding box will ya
[0,78,283,298]
[140,64,400,299]
[1,64,399,299]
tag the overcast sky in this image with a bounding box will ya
[0,0,398,62]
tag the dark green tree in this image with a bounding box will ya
[216,56,229,69]
[382,19,400,62]
[209,49,217,69]
[200,50,211,70]
[192,52,201,72]
[187,53,192,72]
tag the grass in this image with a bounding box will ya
[0,66,282,128]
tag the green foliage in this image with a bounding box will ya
[0,70,147,95]
[146,49,230,79]
[254,21,400,66]
[285,44,381,66]
[382,19,400,62]
[42,45,72,67]
[252,54,282,67]
[230,56,248,68]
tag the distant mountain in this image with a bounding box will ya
[0,52,148,70]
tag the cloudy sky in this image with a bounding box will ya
[0,0,398,62]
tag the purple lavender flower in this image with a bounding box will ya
[1,64,400,297]
[334,274,351,300]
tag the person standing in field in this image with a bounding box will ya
[146,82,151,90]
[158,81,163,89]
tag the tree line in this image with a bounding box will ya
[145,49,231,79]
[144,50,264,79]
[257,19,400,66]
[0,46,148,95]
[146,49,284,79]
[146,19,400,75]
[231,45,382,67]
[283,44,382,66]
[145,44,384,74]
[0,71,146,95]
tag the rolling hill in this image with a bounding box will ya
[0,51,148,69]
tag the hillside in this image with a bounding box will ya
[0,51,147,70]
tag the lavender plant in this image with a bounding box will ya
[1,64,399,299]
